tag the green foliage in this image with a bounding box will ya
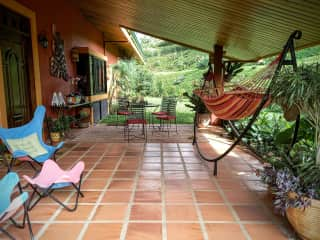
[48,117,64,133]
[264,140,320,201]
[0,143,7,153]
[60,115,74,131]
[224,62,244,82]
[271,65,320,150]
[183,92,208,114]
[137,35,208,97]
[275,118,313,145]
[112,60,153,98]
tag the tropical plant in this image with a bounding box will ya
[48,117,64,133]
[270,65,320,164]
[59,115,74,132]
[183,92,208,114]
[260,141,320,215]
[77,110,90,123]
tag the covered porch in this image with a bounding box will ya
[3,125,294,239]
[0,0,319,239]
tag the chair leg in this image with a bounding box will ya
[47,183,83,212]
[27,187,49,211]
[10,205,34,240]
[25,205,34,240]
[28,176,84,212]
[175,118,177,133]
[0,227,15,240]
[144,124,147,142]
[127,125,130,143]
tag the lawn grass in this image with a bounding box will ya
[100,97,195,125]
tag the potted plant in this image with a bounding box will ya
[261,65,320,240]
[0,143,13,167]
[259,143,320,240]
[183,92,211,127]
[77,109,90,128]
[48,117,63,142]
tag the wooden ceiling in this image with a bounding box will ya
[72,0,320,61]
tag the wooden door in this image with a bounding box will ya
[0,5,32,127]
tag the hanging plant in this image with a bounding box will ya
[271,65,320,164]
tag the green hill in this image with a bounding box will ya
[138,34,320,97]
[139,35,208,97]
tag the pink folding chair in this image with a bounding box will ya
[23,160,85,212]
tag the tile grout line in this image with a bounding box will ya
[76,143,125,240]
[211,176,251,240]
[220,153,293,238]
[179,143,209,240]
[119,144,143,240]
[35,142,92,239]
[29,220,276,224]
[161,143,168,240]
[198,132,251,240]
[202,137,252,240]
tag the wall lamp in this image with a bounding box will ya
[38,31,48,48]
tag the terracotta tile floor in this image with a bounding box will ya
[0,125,297,239]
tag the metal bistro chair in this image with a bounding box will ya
[0,172,34,240]
[124,103,147,142]
[0,105,64,172]
[116,97,131,127]
[151,96,176,127]
[156,98,178,136]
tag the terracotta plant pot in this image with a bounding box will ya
[286,197,320,240]
[197,113,211,128]
[50,132,61,142]
[79,122,90,128]
[282,104,300,122]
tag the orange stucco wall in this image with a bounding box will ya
[15,0,118,113]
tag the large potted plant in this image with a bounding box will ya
[48,117,63,142]
[77,109,90,128]
[263,65,320,240]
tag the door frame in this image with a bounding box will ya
[0,0,42,127]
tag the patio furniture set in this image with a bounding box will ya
[0,106,85,240]
[117,96,178,142]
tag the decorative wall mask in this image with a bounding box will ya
[50,32,69,81]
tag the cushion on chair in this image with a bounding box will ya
[156,115,176,120]
[127,119,147,124]
[152,111,168,115]
[7,133,48,158]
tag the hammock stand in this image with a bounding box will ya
[193,30,302,176]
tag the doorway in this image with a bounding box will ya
[0,5,33,127]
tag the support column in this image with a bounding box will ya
[213,44,224,95]
[209,44,223,126]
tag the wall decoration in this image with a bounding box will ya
[50,31,69,81]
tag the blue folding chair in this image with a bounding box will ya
[0,172,33,240]
[0,105,64,171]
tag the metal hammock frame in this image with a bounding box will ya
[193,30,302,176]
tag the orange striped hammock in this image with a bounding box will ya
[194,54,282,120]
